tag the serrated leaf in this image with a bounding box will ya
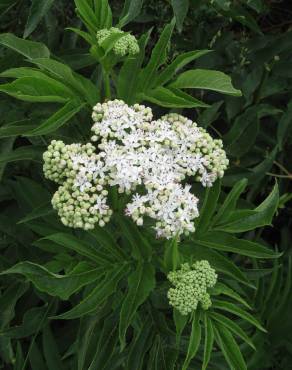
[164,236,180,272]
[94,0,112,29]
[196,180,221,234]
[0,76,74,103]
[1,261,103,300]
[196,231,280,259]
[173,309,188,346]
[209,312,255,350]
[0,33,50,59]
[212,178,248,225]
[118,0,143,28]
[182,243,253,287]
[215,182,279,233]
[202,313,214,370]
[56,264,127,320]
[42,325,64,370]
[141,86,208,108]
[119,263,155,349]
[17,202,54,224]
[41,233,113,265]
[154,50,211,87]
[0,146,43,164]
[169,69,242,96]
[210,282,251,309]
[24,0,56,38]
[171,0,189,32]
[212,300,266,332]
[0,306,49,338]
[214,322,247,370]
[138,19,175,93]
[117,31,150,104]
[182,310,201,370]
[26,100,85,136]
[115,215,152,260]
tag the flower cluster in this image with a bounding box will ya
[43,140,112,230]
[96,27,139,56]
[167,261,217,315]
[43,99,228,238]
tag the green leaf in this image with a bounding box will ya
[94,0,112,29]
[119,263,155,349]
[212,300,266,332]
[169,69,242,96]
[209,312,255,350]
[17,202,54,224]
[0,146,43,164]
[173,309,188,346]
[0,283,28,328]
[210,282,251,309]
[29,58,99,105]
[195,231,280,258]
[41,233,113,265]
[125,317,153,370]
[141,86,208,108]
[1,261,103,300]
[42,325,64,370]
[0,76,74,103]
[138,19,175,93]
[197,101,223,128]
[215,182,279,233]
[182,243,253,287]
[196,180,221,234]
[182,310,201,370]
[29,342,48,370]
[89,227,127,262]
[66,27,96,45]
[212,178,248,225]
[0,120,36,138]
[202,313,214,370]
[117,31,150,104]
[164,236,180,272]
[154,50,211,87]
[0,33,50,59]
[277,99,292,150]
[171,0,189,32]
[56,264,127,320]
[24,0,56,38]
[214,323,247,370]
[0,306,49,338]
[88,316,119,370]
[115,215,152,260]
[26,100,85,136]
[118,0,143,28]
[74,0,99,34]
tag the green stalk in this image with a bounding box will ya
[102,65,111,100]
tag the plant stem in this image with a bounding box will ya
[102,66,111,100]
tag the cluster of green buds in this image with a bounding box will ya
[167,261,217,315]
[96,27,139,57]
[43,140,112,230]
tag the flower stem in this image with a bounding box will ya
[102,66,111,100]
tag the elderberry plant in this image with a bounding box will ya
[0,1,282,370]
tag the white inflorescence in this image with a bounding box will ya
[43,100,228,237]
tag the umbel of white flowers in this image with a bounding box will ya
[96,27,139,56]
[43,100,228,238]
[167,261,218,315]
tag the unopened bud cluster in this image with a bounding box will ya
[44,100,228,238]
[167,261,217,315]
[96,27,139,56]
